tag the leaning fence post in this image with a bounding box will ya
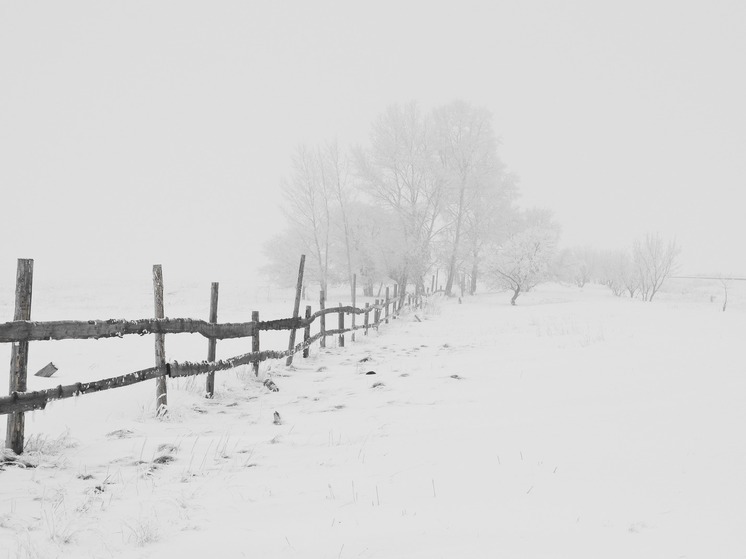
[205,282,219,398]
[393,284,398,317]
[252,311,260,377]
[319,289,326,349]
[351,273,357,342]
[385,287,390,324]
[364,302,370,336]
[286,254,306,367]
[153,265,168,416]
[338,303,345,347]
[5,258,33,454]
[303,305,312,358]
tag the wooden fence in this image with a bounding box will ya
[1,257,427,454]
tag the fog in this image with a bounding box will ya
[2,0,745,287]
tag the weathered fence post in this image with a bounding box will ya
[153,265,168,416]
[303,305,311,358]
[5,258,33,454]
[319,289,326,349]
[338,303,344,347]
[385,287,390,324]
[205,282,219,398]
[351,274,357,342]
[393,284,398,317]
[252,311,260,376]
[374,299,380,330]
[286,254,306,367]
[364,302,370,336]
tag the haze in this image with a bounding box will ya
[1,0,744,285]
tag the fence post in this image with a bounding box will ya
[152,265,168,416]
[431,275,435,294]
[319,289,326,349]
[338,303,344,347]
[205,282,219,398]
[303,305,311,358]
[286,254,306,367]
[385,287,390,324]
[351,274,357,342]
[374,299,380,330]
[5,258,33,454]
[252,311,260,376]
[364,302,370,336]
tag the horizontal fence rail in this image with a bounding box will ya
[0,334,329,415]
[0,306,379,344]
[1,257,433,454]
[0,297,424,417]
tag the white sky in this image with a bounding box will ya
[1,0,745,286]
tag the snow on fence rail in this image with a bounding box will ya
[1,257,426,454]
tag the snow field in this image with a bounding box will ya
[1,280,746,557]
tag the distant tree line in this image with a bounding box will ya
[263,100,561,305]
[553,233,680,301]
[263,100,679,306]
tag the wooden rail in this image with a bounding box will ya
[0,311,399,416]
[1,258,429,434]
[0,307,374,344]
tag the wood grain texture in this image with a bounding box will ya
[6,259,33,453]
[205,282,219,398]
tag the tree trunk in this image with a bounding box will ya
[510,287,520,306]
[444,264,456,296]
[397,272,409,307]
[445,177,468,296]
[470,261,478,295]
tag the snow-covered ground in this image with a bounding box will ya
[2,278,746,558]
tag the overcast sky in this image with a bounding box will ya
[1,0,745,286]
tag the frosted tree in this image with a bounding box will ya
[355,102,445,297]
[460,174,517,294]
[271,144,335,295]
[331,200,405,297]
[633,233,680,301]
[555,246,600,288]
[433,101,510,296]
[322,141,356,301]
[487,211,560,305]
[597,249,637,297]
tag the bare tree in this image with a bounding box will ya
[278,144,334,295]
[633,233,680,301]
[322,141,356,301]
